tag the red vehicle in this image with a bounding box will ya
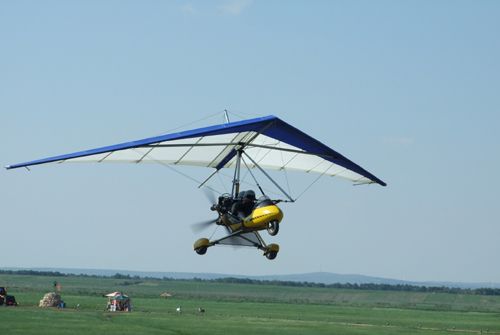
[0,287,17,306]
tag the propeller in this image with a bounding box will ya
[191,218,218,233]
[201,186,217,206]
[192,187,233,235]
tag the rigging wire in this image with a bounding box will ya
[159,111,224,135]
[143,151,222,195]
[241,156,266,197]
[227,109,264,120]
[208,225,219,240]
[216,171,229,194]
[279,148,293,198]
[293,173,326,201]
[293,166,347,201]
[217,171,283,198]
[133,110,227,195]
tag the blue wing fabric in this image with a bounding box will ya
[6,115,385,186]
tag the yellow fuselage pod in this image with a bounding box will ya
[242,204,283,230]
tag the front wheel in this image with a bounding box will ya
[267,221,279,236]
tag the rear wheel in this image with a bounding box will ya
[194,238,210,255]
[264,243,279,260]
[195,246,207,255]
[267,221,279,236]
[265,251,278,260]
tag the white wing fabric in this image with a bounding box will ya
[6,115,386,186]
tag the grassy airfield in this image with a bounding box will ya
[1,273,500,334]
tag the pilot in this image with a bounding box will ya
[231,190,256,218]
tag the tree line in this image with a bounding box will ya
[1,269,499,296]
[205,277,500,296]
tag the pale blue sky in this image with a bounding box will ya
[1,1,499,282]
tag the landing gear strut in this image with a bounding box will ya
[193,234,280,261]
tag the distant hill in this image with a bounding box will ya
[3,267,500,289]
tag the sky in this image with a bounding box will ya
[1,0,499,283]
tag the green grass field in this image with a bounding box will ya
[1,274,500,334]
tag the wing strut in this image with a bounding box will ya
[198,169,219,189]
[231,149,243,198]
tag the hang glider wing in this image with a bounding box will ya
[5,115,386,186]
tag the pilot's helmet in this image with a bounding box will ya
[244,190,256,201]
